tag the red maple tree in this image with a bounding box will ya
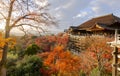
[38,45,81,76]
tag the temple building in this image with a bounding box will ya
[67,14,120,36]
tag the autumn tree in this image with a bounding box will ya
[0,33,16,57]
[38,45,81,76]
[0,33,16,75]
[35,33,69,52]
[80,36,113,76]
[0,0,55,75]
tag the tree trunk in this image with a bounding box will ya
[0,1,14,76]
[0,65,6,76]
[0,29,10,76]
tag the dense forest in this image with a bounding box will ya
[0,32,114,76]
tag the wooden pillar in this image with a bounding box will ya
[115,29,118,44]
[112,46,118,76]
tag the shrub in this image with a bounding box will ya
[25,44,42,55]
[7,55,43,76]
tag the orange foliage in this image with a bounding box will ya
[38,45,81,75]
[35,33,69,52]
[80,36,113,74]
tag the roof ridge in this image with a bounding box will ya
[92,13,113,19]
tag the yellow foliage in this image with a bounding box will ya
[0,50,3,60]
[0,33,16,49]
[0,33,16,60]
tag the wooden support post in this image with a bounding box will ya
[112,46,118,76]
[115,29,118,44]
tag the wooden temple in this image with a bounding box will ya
[67,14,120,36]
[66,14,120,76]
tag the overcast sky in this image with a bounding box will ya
[47,0,120,33]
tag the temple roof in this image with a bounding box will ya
[78,14,120,30]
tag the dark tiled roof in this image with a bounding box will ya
[69,26,78,29]
[78,14,120,30]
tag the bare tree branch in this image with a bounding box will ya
[10,12,55,29]
[17,25,29,36]
[17,23,47,36]
[0,12,6,19]
[11,13,38,27]
[16,0,25,14]
[15,23,45,32]
[0,0,9,8]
